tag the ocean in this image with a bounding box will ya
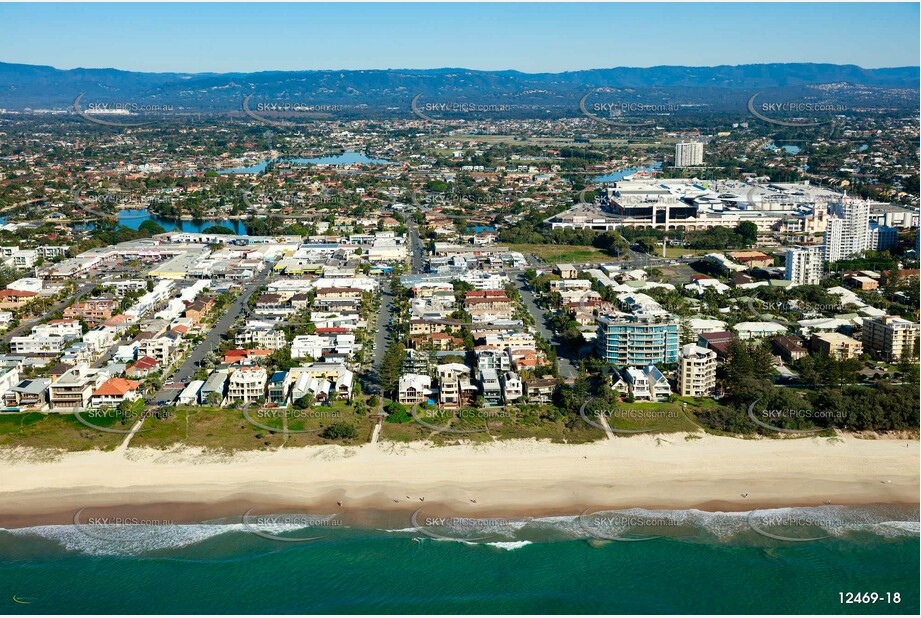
[1,505,918,614]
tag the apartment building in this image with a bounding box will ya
[674,141,704,168]
[49,364,107,410]
[9,335,67,357]
[596,315,679,365]
[862,315,920,362]
[137,337,175,366]
[810,333,863,360]
[784,246,824,285]
[227,366,268,404]
[476,348,512,373]
[235,323,287,350]
[476,368,502,407]
[63,299,118,324]
[824,198,870,263]
[0,289,38,309]
[677,344,717,397]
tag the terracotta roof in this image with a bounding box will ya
[130,356,159,371]
[93,377,142,397]
[0,289,38,298]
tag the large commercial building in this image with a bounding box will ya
[862,315,920,362]
[674,141,704,168]
[784,245,824,285]
[596,315,679,365]
[677,344,717,397]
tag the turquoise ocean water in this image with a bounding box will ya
[1,505,918,614]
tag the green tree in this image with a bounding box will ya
[202,225,235,235]
[321,422,358,440]
[138,220,166,235]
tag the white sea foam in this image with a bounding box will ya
[2,513,338,556]
[5,505,916,555]
[486,540,533,551]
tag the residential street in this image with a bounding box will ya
[149,267,272,403]
[514,272,578,379]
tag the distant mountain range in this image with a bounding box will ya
[0,62,917,115]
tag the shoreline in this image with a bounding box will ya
[1,433,917,529]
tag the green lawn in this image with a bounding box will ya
[649,246,714,258]
[129,402,376,451]
[0,412,124,451]
[506,244,610,264]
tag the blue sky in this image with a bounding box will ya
[1,3,917,73]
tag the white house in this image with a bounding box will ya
[398,373,432,405]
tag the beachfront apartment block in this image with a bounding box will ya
[227,366,268,404]
[861,315,920,362]
[48,364,108,410]
[677,344,717,397]
[478,368,502,407]
[596,315,679,365]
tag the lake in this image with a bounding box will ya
[593,161,663,183]
[220,150,393,174]
[117,209,248,235]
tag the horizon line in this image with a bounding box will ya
[2,60,919,76]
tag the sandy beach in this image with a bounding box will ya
[0,433,917,528]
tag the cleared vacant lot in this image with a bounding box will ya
[507,243,610,264]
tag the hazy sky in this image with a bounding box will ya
[1,2,918,73]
